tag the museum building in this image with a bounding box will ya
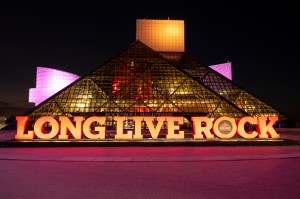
[24,19,285,131]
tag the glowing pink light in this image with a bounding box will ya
[209,62,232,80]
[29,67,79,106]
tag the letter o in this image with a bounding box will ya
[34,116,59,139]
[213,117,236,139]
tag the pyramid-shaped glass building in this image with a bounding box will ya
[24,19,285,128]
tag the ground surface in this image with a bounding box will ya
[0,129,299,199]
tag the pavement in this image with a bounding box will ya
[0,129,299,198]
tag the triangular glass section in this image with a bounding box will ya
[173,53,285,119]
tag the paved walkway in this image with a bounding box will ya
[0,130,299,199]
[0,146,300,162]
[1,150,299,199]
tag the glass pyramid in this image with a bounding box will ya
[26,41,285,127]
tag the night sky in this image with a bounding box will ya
[1,1,299,122]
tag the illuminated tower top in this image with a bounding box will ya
[136,19,185,52]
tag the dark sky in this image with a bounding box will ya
[1,1,299,121]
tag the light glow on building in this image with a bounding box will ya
[136,19,185,52]
[209,62,232,80]
[29,67,79,106]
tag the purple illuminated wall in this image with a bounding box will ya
[209,62,232,80]
[29,67,79,106]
